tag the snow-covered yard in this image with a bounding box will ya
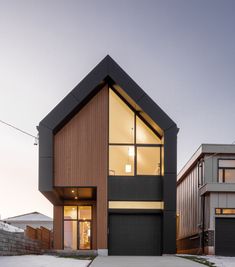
[198,256,235,267]
[0,255,91,267]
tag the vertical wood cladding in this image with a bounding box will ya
[53,206,63,249]
[54,85,108,249]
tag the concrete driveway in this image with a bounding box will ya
[90,256,202,267]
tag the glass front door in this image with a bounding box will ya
[64,206,92,250]
[79,221,91,249]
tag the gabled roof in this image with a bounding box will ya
[39,55,176,133]
[3,212,52,222]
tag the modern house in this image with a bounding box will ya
[177,144,235,256]
[3,212,53,230]
[38,55,178,255]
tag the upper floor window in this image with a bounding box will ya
[218,159,235,183]
[109,88,163,176]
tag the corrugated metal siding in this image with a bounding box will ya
[177,165,200,239]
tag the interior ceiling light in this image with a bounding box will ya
[75,196,78,200]
[72,190,75,193]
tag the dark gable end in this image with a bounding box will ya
[39,55,176,132]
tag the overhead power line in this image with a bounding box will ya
[0,119,38,143]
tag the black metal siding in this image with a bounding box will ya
[108,176,162,201]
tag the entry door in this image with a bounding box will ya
[78,221,91,249]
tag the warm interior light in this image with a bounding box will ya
[125,164,132,173]
[72,190,75,193]
[128,146,135,156]
[75,196,78,200]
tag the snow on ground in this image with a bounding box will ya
[0,255,91,267]
[199,256,235,267]
[0,221,23,232]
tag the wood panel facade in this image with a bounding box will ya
[53,85,108,249]
[53,206,63,249]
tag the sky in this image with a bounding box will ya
[0,0,235,219]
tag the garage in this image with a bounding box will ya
[215,218,235,256]
[108,213,162,255]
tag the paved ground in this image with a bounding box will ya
[90,256,202,267]
[0,255,90,267]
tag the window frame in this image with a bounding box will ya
[63,205,93,250]
[109,87,163,177]
[217,158,235,183]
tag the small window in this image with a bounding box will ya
[64,206,77,220]
[215,208,222,214]
[218,159,235,183]
[215,208,235,215]
[78,206,92,220]
[137,147,161,175]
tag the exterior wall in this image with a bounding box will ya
[53,206,63,250]
[177,165,200,239]
[177,148,235,255]
[0,229,41,256]
[53,85,108,250]
[209,192,235,230]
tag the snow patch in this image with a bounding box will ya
[0,255,91,267]
[199,256,235,267]
[0,221,24,232]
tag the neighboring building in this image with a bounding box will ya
[38,55,178,255]
[177,144,235,256]
[3,212,53,230]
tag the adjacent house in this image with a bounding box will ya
[177,144,235,256]
[3,212,53,230]
[38,55,178,255]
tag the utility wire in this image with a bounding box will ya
[0,119,38,140]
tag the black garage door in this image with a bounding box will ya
[108,213,162,255]
[215,218,235,256]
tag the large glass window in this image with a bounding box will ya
[109,89,134,143]
[64,206,92,250]
[136,116,161,144]
[137,147,161,175]
[109,88,163,176]
[109,145,135,176]
[218,159,235,183]
[64,221,77,250]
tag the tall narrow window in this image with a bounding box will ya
[109,89,134,143]
[63,206,92,250]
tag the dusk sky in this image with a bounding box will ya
[0,0,235,219]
